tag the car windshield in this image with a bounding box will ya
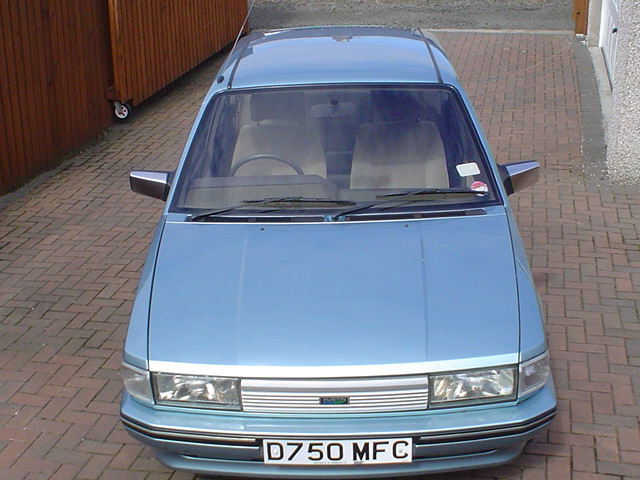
[171,86,500,218]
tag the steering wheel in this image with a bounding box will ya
[229,154,304,176]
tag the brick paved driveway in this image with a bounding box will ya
[1,32,639,480]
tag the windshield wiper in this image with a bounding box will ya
[242,197,356,208]
[190,205,253,221]
[331,201,382,220]
[190,197,355,222]
[376,187,486,200]
[331,188,486,220]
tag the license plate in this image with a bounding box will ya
[263,438,412,465]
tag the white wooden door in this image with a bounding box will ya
[600,0,620,82]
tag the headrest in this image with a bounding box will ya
[370,90,423,122]
[250,91,305,123]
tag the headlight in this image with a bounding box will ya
[121,363,153,405]
[429,367,516,406]
[519,352,550,397]
[153,374,240,409]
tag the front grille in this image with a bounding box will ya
[241,376,429,413]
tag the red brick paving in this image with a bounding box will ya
[0,32,638,479]
[437,32,640,480]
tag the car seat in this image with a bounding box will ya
[231,91,327,178]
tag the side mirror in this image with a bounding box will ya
[498,161,539,195]
[129,170,172,201]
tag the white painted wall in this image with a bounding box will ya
[587,0,603,45]
[599,0,620,81]
[588,0,640,183]
[606,0,640,183]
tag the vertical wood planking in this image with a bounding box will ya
[6,1,29,181]
[29,1,53,166]
[3,0,26,187]
[0,0,113,193]
[0,0,20,184]
[0,0,245,193]
[108,0,247,106]
[573,0,590,35]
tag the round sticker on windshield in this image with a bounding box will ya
[456,162,481,177]
[471,181,488,193]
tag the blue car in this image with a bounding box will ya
[122,26,556,477]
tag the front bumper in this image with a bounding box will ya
[121,383,556,478]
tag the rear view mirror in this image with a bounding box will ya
[498,161,539,195]
[129,170,172,201]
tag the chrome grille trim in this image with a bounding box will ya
[241,376,429,413]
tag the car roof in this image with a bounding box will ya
[217,26,453,90]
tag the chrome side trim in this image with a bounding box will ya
[121,415,259,446]
[417,408,556,444]
[148,354,519,378]
[121,407,556,443]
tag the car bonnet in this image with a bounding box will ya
[147,211,519,375]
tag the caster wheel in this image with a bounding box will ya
[113,101,132,121]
